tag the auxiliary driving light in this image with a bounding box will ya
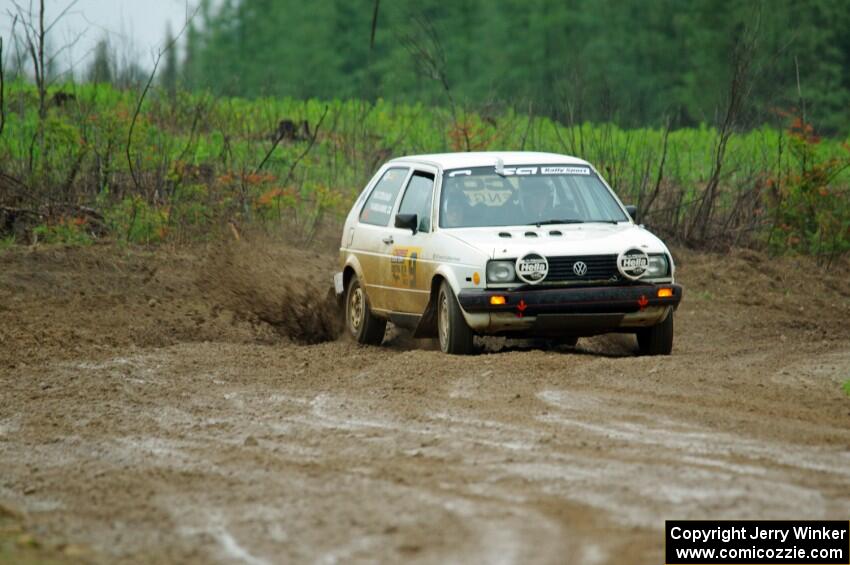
[490,295,507,305]
[657,288,673,298]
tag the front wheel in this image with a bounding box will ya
[346,275,386,345]
[635,311,673,356]
[437,281,475,355]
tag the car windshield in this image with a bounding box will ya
[439,165,629,228]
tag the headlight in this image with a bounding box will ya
[486,260,515,283]
[646,254,670,278]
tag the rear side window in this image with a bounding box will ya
[397,171,435,232]
[360,168,408,226]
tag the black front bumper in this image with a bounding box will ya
[458,283,683,316]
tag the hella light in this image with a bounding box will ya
[486,261,515,283]
[646,254,670,278]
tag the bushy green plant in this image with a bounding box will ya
[0,235,17,250]
[104,196,169,245]
[32,218,94,246]
[764,112,850,262]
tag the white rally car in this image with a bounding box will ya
[334,152,682,355]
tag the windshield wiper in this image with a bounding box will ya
[527,219,585,226]
[584,219,621,224]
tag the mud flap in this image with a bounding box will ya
[413,295,438,338]
[328,286,345,321]
[333,272,345,297]
[332,272,346,311]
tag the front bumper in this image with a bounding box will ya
[457,283,683,336]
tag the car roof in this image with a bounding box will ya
[388,151,590,170]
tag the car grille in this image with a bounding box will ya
[544,254,620,284]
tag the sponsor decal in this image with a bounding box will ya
[464,188,513,207]
[515,252,548,285]
[572,261,588,276]
[447,166,592,177]
[541,166,591,175]
[368,202,393,215]
[390,246,421,287]
[617,248,650,280]
[497,166,539,176]
[371,190,395,202]
[496,166,592,176]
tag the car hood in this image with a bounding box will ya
[443,223,669,259]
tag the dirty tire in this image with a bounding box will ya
[437,281,475,355]
[636,310,673,356]
[555,336,579,347]
[346,275,386,345]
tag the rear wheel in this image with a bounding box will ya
[346,275,386,345]
[636,310,673,355]
[437,281,475,355]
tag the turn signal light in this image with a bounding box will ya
[490,295,507,305]
[657,288,673,298]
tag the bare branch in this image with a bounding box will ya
[284,106,329,184]
[43,0,79,35]
[0,36,5,139]
[370,0,380,49]
[255,105,330,178]
[400,15,466,149]
[45,26,87,67]
[38,0,44,117]
[641,117,671,216]
[126,4,200,192]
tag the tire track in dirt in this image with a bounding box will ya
[1,244,849,563]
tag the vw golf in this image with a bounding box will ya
[334,152,683,355]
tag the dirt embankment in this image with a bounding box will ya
[0,240,342,367]
[1,241,849,564]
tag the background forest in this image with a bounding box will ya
[180,0,850,133]
[1,0,849,261]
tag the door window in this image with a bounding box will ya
[360,168,408,226]
[397,171,435,232]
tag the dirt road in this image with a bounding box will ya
[1,242,849,564]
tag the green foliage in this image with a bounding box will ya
[843,380,850,398]
[0,235,16,250]
[104,197,169,245]
[32,219,94,246]
[160,24,178,96]
[765,113,850,262]
[181,0,850,134]
[88,40,113,84]
[0,80,848,256]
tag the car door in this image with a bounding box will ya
[350,166,411,313]
[383,168,438,314]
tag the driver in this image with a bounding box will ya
[443,180,471,227]
[519,177,555,223]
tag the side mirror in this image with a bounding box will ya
[624,205,638,223]
[395,213,418,234]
